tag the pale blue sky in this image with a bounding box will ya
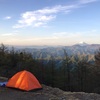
[0,0,100,46]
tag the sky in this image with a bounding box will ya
[0,0,100,46]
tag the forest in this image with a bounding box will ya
[0,44,100,94]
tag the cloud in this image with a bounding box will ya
[4,16,12,20]
[34,22,46,27]
[53,32,68,37]
[13,4,79,28]
[52,29,99,40]
[52,32,82,39]
[76,29,98,36]
[1,33,13,36]
[79,0,98,4]
[13,0,98,28]
[1,32,18,36]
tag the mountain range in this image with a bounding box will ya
[12,43,100,60]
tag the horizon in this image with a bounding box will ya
[2,42,100,47]
[0,0,100,46]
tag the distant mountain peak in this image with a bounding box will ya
[75,41,88,46]
[79,41,86,44]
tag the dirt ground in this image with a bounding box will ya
[0,77,100,100]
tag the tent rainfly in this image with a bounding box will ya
[6,70,42,91]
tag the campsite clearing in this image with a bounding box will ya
[0,77,100,100]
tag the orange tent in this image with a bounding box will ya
[6,70,42,91]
